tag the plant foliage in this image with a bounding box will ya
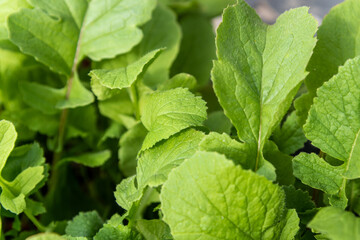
[0,0,359,239]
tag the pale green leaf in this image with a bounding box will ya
[272,112,307,155]
[1,166,44,214]
[65,211,104,238]
[293,153,343,195]
[27,233,66,240]
[140,88,207,151]
[158,73,197,91]
[136,219,172,240]
[308,207,360,240]
[8,0,156,76]
[161,151,299,240]
[114,176,142,211]
[58,150,111,168]
[89,49,162,90]
[137,129,204,189]
[171,14,215,85]
[199,132,252,168]
[0,0,30,49]
[212,1,317,171]
[0,120,17,171]
[25,198,46,216]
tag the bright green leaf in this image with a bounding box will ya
[136,219,172,240]
[161,151,299,240]
[140,88,207,151]
[212,1,317,171]
[158,73,197,91]
[114,176,142,211]
[89,49,162,90]
[137,128,204,189]
[8,0,156,76]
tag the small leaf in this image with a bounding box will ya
[65,211,104,238]
[114,176,142,211]
[272,112,307,155]
[140,88,207,151]
[0,120,17,171]
[308,207,360,240]
[158,73,197,91]
[58,150,111,168]
[203,111,232,134]
[136,219,172,240]
[89,49,162,89]
[293,153,343,195]
[199,132,252,168]
[137,128,204,189]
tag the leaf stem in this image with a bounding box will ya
[24,210,48,232]
[129,84,140,120]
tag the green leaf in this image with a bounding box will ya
[212,1,317,171]
[305,56,360,179]
[20,72,94,111]
[27,233,66,240]
[137,128,204,189]
[65,211,104,238]
[161,151,299,240]
[293,153,343,195]
[263,141,295,185]
[283,186,315,213]
[272,112,307,155]
[171,14,215,85]
[140,88,207,151]
[308,207,360,240]
[119,123,147,177]
[203,111,232,134]
[294,56,360,208]
[94,224,142,240]
[158,73,197,91]
[305,0,360,96]
[199,132,252,168]
[58,150,111,168]
[0,0,30,49]
[114,176,142,211]
[97,3,181,88]
[0,120,17,171]
[89,49,162,90]
[136,219,172,240]
[8,0,156,76]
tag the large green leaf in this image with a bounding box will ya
[8,0,156,76]
[212,0,317,171]
[161,151,299,240]
[308,207,360,240]
[293,56,360,209]
[140,88,207,151]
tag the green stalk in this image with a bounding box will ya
[24,210,48,232]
